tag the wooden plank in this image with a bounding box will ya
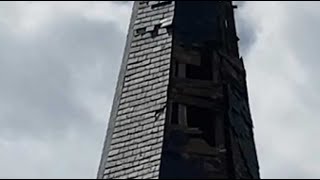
[214,112,226,147]
[168,125,203,136]
[171,86,223,100]
[171,77,222,89]
[177,63,188,127]
[171,94,223,110]
[212,51,221,83]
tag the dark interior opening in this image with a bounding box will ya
[135,27,146,36]
[185,48,213,81]
[186,106,216,146]
[139,1,148,5]
[174,1,220,48]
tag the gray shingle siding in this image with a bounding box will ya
[98,1,175,179]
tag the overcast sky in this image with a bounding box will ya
[0,1,319,179]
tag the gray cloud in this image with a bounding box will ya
[1,1,320,179]
[0,2,131,178]
[236,1,320,178]
[0,12,123,140]
[234,1,258,57]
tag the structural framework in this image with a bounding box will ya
[97,1,260,179]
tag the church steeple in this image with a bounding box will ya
[97,1,259,179]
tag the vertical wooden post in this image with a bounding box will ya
[177,63,188,128]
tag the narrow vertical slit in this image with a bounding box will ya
[151,24,161,38]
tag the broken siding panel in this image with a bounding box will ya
[102,1,175,179]
[227,83,260,179]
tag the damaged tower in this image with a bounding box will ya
[97,1,260,179]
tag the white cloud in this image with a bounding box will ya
[0,1,132,35]
[236,1,320,178]
[0,1,132,178]
[1,1,320,179]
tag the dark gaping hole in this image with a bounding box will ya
[151,1,172,9]
[139,1,149,5]
[166,26,173,36]
[186,106,216,146]
[135,27,146,36]
[151,24,161,38]
[186,48,213,80]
